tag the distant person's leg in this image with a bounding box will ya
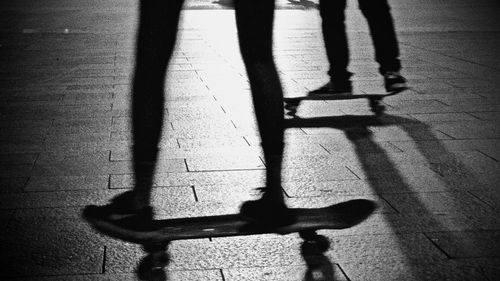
[310,0,352,95]
[83,0,185,232]
[359,0,406,91]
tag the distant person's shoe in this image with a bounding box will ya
[308,79,352,96]
[383,71,407,92]
[239,193,295,227]
[82,191,154,237]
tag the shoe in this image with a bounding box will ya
[239,195,295,228]
[383,71,407,92]
[82,191,154,240]
[308,80,352,96]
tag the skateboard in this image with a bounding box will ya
[83,199,376,276]
[284,87,408,116]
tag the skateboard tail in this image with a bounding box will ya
[82,209,164,244]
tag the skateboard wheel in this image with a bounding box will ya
[137,263,166,281]
[300,234,331,255]
[137,254,168,280]
[312,235,330,252]
[151,251,170,268]
[372,104,386,115]
[369,100,385,115]
[299,230,318,240]
[286,109,298,117]
[141,243,170,269]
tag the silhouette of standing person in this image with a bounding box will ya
[83,0,293,236]
[310,0,407,95]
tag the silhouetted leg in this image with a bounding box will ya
[359,0,401,74]
[234,0,284,202]
[318,0,351,81]
[132,0,184,209]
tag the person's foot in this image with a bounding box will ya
[239,194,295,227]
[383,71,407,92]
[82,191,154,239]
[308,80,352,96]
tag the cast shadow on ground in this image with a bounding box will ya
[213,0,234,8]
[287,0,319,9]
[285,113,495,279]
[135,113,494,280]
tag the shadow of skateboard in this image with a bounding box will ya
[284,87,409,116]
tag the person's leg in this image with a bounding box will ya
[359,0,400,73]
[358,0,406,91]
[233,0,291,223]
[131,0,185,210]
[310,0,352,95]
[82,0,185,232]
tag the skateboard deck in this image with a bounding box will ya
[84,199,376,245]
[284,87,408,116]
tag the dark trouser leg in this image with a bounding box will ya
[319,0,351,80]
[131,0,184,207]
[359,0,401,74]
[234,0,284,201]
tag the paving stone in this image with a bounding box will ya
[224,264,349,281]
[426,230,500,258]
[426,150,500,190]
[26,175,109,192]
[0,218,104,278]
[470,111,500,121]
[1,132,47,143]
[382,191,493,216]
[434,120,500,139]
[0,120,52,130]
[0,190,115,209]
[186,155,264,172]
[45,132,111,145]
[0,164,33,177]
[384,100,455,115]
[0,177,29,193]
[473,258,500,281]
[340,258,485,281]
[284,180,375,197]
[369,124,452,142]
[178,137,249,149]
[469,189,500,210]
[111,146,260,161]
[390,139,492,154]
[51,117,112,129]
[31,157,186,176]
[7,273,140,281]
[0,210,13,230]
[409,112,478,122]
[341,211,500,235]
[110,170,266,189]
[321,138,402,153]
[283,171,449,197]
[0,153,38,165]
[12,207,92,220]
